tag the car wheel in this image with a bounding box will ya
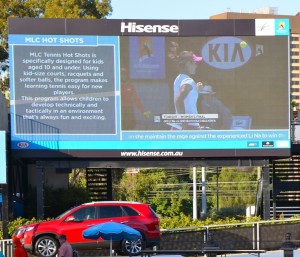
[121,238,144,256]
[35,236,59,257]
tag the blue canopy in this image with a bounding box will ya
[82,221,141,241]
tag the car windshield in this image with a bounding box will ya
[55,206,77,219]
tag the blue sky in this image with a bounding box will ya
[109,0,300,20]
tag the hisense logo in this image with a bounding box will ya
[121,22,179,33]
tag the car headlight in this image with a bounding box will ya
[25,227,35,232]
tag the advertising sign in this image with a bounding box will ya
[8,18,290,158]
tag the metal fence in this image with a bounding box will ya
[2,219,300,257]
[160,219,300,251]
[0,240,13,257]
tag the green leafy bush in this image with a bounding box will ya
[7,217,44,238]
[159,213,261,230]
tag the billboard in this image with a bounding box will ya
[8,18,291,158]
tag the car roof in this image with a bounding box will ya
[81,201,145,206]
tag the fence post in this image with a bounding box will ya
[280,232,296,257]
[256,222,260,250]
[203,232,219,257]
[0,239,13,257]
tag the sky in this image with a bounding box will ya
[109,0,300,20]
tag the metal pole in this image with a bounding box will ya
[256,222,260,250]
[216,167,219,211]
[36,161,44,220]
[2,132,9,239]
[262,160,270,220]
[271,160,276,219]
[202,167,207,216]
[193,167,197,219]
[2,184,9,239]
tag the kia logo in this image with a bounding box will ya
[17,142,30,148]
[201,37,252,69]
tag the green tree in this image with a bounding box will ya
[43,0,112,18]
[116,168,193,218]
[116,169,165,203]
[151,185,192,217]
[69,168,87,188]
[207,167,258,215]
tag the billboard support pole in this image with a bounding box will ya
[2,184,9,239]
[1,131,9,238]
[262,160,270,220]
[193,167,197,219]
[36,161,44,220]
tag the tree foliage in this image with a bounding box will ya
[69,168,87,188]
[207,167,258,213]
[115,168,193,218]
[151,182,192,217]
[43,0,112,19]
[0,0,112,94]
[115,169,166,203]
[115,167,258,219]
[20,167,259,222]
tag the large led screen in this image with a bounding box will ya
[8,18,291,158]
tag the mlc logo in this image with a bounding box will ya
[201,37,252,69]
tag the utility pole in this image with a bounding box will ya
[201,167,207,217]
[193,167,197,219]
[216,167,219,211]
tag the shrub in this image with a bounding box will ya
[7,217,41,238]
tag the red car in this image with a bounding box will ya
[14,201,160,257]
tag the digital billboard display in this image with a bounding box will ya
[8,18,291,158]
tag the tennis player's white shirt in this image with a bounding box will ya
[174,74,198,114]
[173,74,199,128]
